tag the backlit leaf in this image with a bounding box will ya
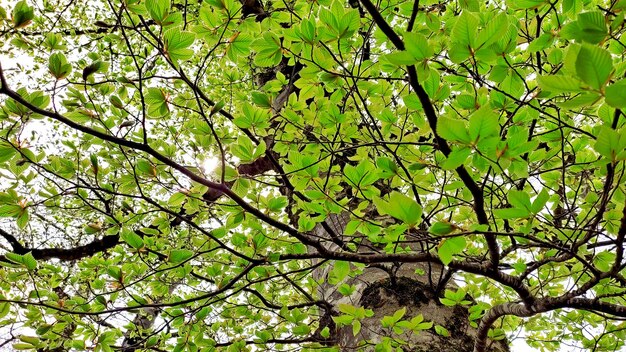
[12,1,34,28]
[438,237,466,265]
[575,44,613,90]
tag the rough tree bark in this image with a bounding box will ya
[311,213,509,352]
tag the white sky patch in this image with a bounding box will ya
[202,156,220,174]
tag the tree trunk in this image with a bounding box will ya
[250,16,508,350]
[313,213,509,352]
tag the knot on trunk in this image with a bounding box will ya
[360,277,434,309]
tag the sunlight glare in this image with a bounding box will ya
[203,157,219,174]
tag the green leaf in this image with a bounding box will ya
[226,33,253,61]
[44,33,65,50]
[16,209,29,229]
[382,307,406,328]
[558,92,601,108]
[22,252,36,270]
[441,147,471,170]
[451,11,478,47]
[318,2,358,40]
[437,116,471,144]
[0,301,10,320]
[145,88,169,117]
[376,157,398,178]
[168,249,194,263]
[435,325,450,336]
[352,319,362,337]
[594,126,626,161]
[121,229,144,249]
[292,324,311,336]
[164,28,195,63]
[85,222,102,234]
[594,251,616,272]
[251,32,282,67]
[507,0,545,9]
[508,190,531,210]
[251,91,272,108]
[385,51,418,66]
[443,287,468,303]
[577,11,608,44]
[231,135,263,163]
[404,32,432,60]
[531,189,550,214]
[48,53,72,80]
[329,261,350,284]
[343,160,378,188]
[12,343,36,350]
[527,33,555,52]
[392,307,406,321]
[0,142,17,163]
[168,192,186,207]
[136,159,155,176]
[235,103,269,129]
[605,79,626,109]
[0,204,22,217]
[562,44,582,74]
[146,0,170,24]
[438,237,466,265]
[476,12,508,48]
[332,314,353,326]
[5,252,24,266]
[12,1,34,28]
[374,191,422,226]
[110,96,124,109]
[547,48,563,65]
[448,45,472,63]
[537,75,583,93]
[459,0,479,11]
[429,222,456,235]
[106,266,121,281]
[337,9,359,39]
[468,106,500,141]
[298,19,316,43]
[267,196,288,211]
[90,154,98,174]
[575,44,613,90]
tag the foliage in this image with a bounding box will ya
[0,0,626,351]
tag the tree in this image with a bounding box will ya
[0,0,626,350]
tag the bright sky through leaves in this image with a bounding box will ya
[1,0,626,351]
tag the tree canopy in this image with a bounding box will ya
[1,0,626,351]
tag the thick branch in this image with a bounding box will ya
[0,227,119,261]
[13,20,156,37]
[473,303,534,352]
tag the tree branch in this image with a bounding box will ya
[473,303,534,352]
[0,227,120,262]
[356,0,498,268]
[0,66,324,253]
